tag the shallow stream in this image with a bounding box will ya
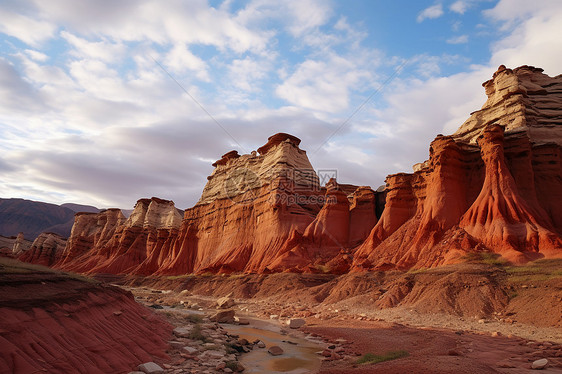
[224,317,323,374]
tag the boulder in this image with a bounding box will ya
[182,346,198,355]
[209,309,235,323]
[287,318,306,329]
[216,296,235,309]
[234,316,250,325]
[532,358,548,370]
[268,346,284,356]
[173,326,193,338]
[137,362,164,374]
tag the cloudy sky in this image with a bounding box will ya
[1,0,561,209]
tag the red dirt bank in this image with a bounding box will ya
[0,259,172,374]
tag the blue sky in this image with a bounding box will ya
[0,0,561,209]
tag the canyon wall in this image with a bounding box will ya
[50,65,562,275]
[57,134,381,275]
[354,65,562,270]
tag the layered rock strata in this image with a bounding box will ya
[354,65,562,270]
[0,262,171,373]
[45,65,562,274]
[0,233,32,257]
[56,134,380,275]
[18,232,66,266]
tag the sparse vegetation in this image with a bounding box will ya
[462,252,508,266]
[185,313,203,324]
[187,324,207,342]
[505,259,562,282]
[0,258,98,284]
[314,264,331,274]
[356,350,409,365]
[165,274,193,280]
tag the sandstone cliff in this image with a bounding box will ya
[354,65,562,270]
[44,65,562,274]
[57,134,381,275]
[0,233,32,257]
[18,232,67,266]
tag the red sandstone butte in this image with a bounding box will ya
[18,232,66,266]
[354,65,562,270]
[41,65,562,275]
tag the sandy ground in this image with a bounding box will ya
[303,318,562,373]
[128,286,562,374]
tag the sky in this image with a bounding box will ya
[0,0,561,210]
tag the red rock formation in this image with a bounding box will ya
[18,232,66,266]
[354,65,562,270]
[348,186,378,246]
[55,134,385,275]
[58,198,182,274]
[34,65,562,274]
[303,179,350,248]
[0,233,32,257]
[459,125,562,262]
[0,262,171,373]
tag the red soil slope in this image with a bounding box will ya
[0,259,171,374]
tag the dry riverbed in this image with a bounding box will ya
[125,285,562,374]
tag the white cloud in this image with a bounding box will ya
[450,1,469,14]
[285,0,333,36]
[237,0,333,37]
[417,4,444,22]
[227,57,268,92]
[61,31,126,63]
[447,35,469,44]
[0,7,55,46]
[164,44,210,81]
[275,55,372,113]
[1,0,561,212]
[24,49,48,62]
[484,0,562,76]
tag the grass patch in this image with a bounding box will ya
[505,259,562,283]
[165,274,193,281]
[462,252,507,266]
[356,350,409,365]
[0,258,98,284]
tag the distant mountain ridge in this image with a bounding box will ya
[0,198,100,240]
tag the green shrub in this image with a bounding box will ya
[356,350,409,365]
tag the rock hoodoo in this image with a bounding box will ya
[353,65,562,270]
[30,65,562,275]
[18,232,67,267]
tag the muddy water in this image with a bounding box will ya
[224,318,323,374]
[157,303,323,373]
